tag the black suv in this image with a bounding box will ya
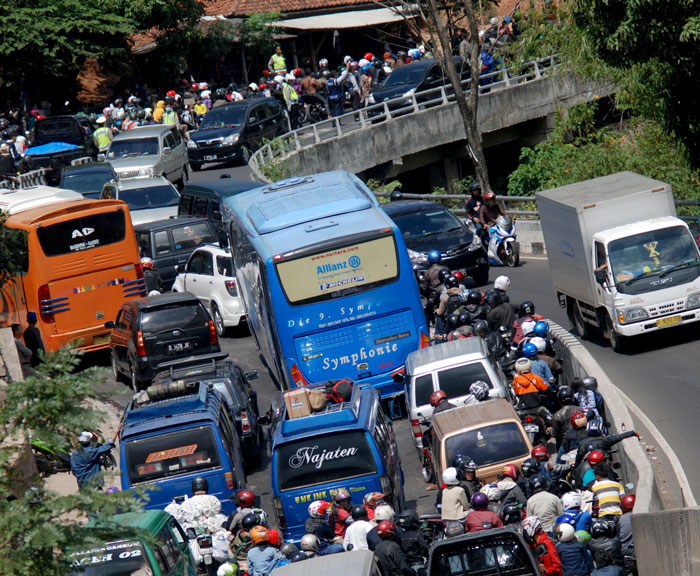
[187,98,285,170]
[177,178,259,224]
[154,353,264,467]
[108,293,221,390]
[134,217,219,290]
[382,199,489,285]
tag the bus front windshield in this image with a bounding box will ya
[275,233,399,305]
[608,226,700,286]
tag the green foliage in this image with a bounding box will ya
[0,211,28,290]
[259,135,300,182]
[366,179,402,202]
[239,12,283,56]
[0,345,145,574]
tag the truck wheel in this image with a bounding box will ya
[569,300,592,340]
[606,315,627,353]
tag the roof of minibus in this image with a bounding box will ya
[224,171,394,256]
[0,186,83,215]
[5,198,128,226]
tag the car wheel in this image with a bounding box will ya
[176,165,189,190]
[212,303,226,337]
[191,163,202,172]
[129,361,140,392]
[239,147,251,165]
[111,351,127,384]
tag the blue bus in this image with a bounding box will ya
[223,171,429,397]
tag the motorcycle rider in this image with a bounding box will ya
[441,468,469,521]
[554,522,593,576]
[343,505,373,551]
[429,390,457,416]
[465,181,483,230]
[574,420,639,468]
[471,319,507,361]
[227,490,257,535]
[396,510,429,573]
[493,274,511,303]
[581,376,607,424]
[330,488,353,537]
[558,491,593,533]
[513,301,540,344]
[478,191,507,242]
[573,376,603,422]
[521,516,563,576]
[179,477,229,534]
[247,526,285,576]
[588,519,625,570]
[465,492,504,533]
[70,431,115,491]
[512,358,552,422]
[485,289,516,333]
[435,276,465,320]
[618,494,636,559]
[592,464,627,519]
[421,250,449,303]
[367,505,403,551]
[304,500,344,554]
[551,387,579,461]
[531,336,563,376]
[526,475,563,536]
[452,453,483,500]
[374,520,416,576]
[522,342,554,381]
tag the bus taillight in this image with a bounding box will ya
[135,330,146,356]
[420,332,430,348]
[290,363,308,386]
[209,319,218,345]
[38,284,54,323]
[134,263,148,297]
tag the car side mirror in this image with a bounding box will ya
[104,321,115,329]
[163,146,172,154]
[97,153,106,162]
[212,210,222,221]
[595,267,607,285]
[244,370,259,383]
[174,264,179,273]
[257,415,270,426]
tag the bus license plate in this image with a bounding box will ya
[168,341,192,353]
[657,315,681,328]
[204,155,217,161]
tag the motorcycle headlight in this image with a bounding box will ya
[618,307,648,324]
[187,139,197,149]
[138,167,154,177]
[223,133,240,145]
[686,292,700,310]
[468,234,483,251]
[407,249,429,266]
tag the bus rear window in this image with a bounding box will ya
[275,233,399,305]
[124,426,220,483]
[276,430,377,490]
[70,541,150,576]
[37,210,126,256]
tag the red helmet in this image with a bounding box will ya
[261,69,270,76]
[364,52,375,61]
[166,90,177,97]
[570,411,587,429]
[377,520,396,539]
[620,494,636,514]
[452,271,466,284]
[430,390,447,407]
[236,489,255,508]
[268,528,282,547]
[531,445,548,462]
[501,464,520,481]
[293,67,303,77]
[587,449,606,467]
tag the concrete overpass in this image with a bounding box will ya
[250,56,612,185]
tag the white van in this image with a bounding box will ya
[404,337,513,449]
[0,186,83,214]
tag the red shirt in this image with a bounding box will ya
[334,508,351,537]
[531,532,563,576]
[464,510,503,533]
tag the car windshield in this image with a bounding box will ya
[108,137,159,158]
[62,170,114,197]
[69,541,152,575]
[415,362,493,408]
[199,107,246,130]
[381,65,427,87]
[444,422,529,468]
[390,207,462,240]
[118,184,179,211]
[141,302,209,334]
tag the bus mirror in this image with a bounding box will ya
[104,321,115,329]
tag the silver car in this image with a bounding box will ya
[101,176,179,225]
[105,125,189,188]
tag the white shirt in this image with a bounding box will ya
[343,520,373,551]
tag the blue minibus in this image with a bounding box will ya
[119,382,246,515]
[270,382,405,542]
[224,171,429,397]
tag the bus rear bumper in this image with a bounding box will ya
[47,327,112,352]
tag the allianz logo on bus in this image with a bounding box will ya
[288,445,359,470]
[316,255,361,274]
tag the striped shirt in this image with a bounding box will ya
[592,478,625,516]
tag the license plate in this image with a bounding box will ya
[203,155,217,161]
[168,341,192,352]
[657,315,681,328]
[93,333,110,345]
[524,424,539,433]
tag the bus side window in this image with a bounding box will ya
[373,410,391,465]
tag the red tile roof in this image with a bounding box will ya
[203,0,376,17]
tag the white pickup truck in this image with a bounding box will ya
[536,171,700,351]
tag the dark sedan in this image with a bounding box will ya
[383,199,489,285]
[59,162,117,198]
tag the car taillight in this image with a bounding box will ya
[273,496,287,529]
[134,263,147,296]
[411,419,422,439]
[209,319,218,344]
[420,332,430,348]
[241,409,251,432]
[38,284,54,323]
[526,416,533,423]
[224,471,234,490]
[290,363,308,386]
[136,330,146,356]
[225,279,237,297]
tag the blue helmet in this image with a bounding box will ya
[586,419,604,437]
[533,321,549,337]
[522,342,538,358]
[428,250,441,264]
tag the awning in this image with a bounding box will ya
[273,7,412,31]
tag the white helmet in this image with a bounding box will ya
[522,516,542,539]
[249,82,259,91]
[556,522,576,542]
[494,275,510,291]
[319,58,328,68]
[96,116,106,124]
[217,563,238,576]
[561,491,582,511]
[300,534,319,552]
[273,75,285,84]
[490,16,499,26]
[373,504,396,522]
[200,90,212,98]
[307,500,330,519]
[531,336,547,353]
[78,431,93,445]
[442,467,459,486]
[199,82,209,89]
[343,55,352,64]
[285,73,295,82]
[515,358,532,374]
[521,320,536,336]
[358,58,370,67]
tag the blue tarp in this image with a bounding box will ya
[24,142,81,156]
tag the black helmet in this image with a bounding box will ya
[468,181,482,194]
[291,552,308,562]
[455,456,478,475]
[241,512,261,531]
[128,110,137,120]
[519,301,536,317]
[467,290,482,305]
[396,510,420,529]
[447,314,460,330]
[191,477,208,494]
[557,386,574,405]
[472,319,489,337]
[484,290,501,306]
[457,311,470,326]
[501,503,522,525]
[445,276,459,289]
[582,376,598,391]
[351,505,368,520]
[590,519,616,538]
[438,268,451,283]
[529,474,545,492]
[216,88,227,98]
[164,95,175,106]
[389,190,403,201]
[281,542,298,559]
[521,457,540,479]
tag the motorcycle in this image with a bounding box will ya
[519,410,547,445]
[32,431,116,476]
[419,420,436,484]
[486,215,519,267]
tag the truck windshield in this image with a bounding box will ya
[608,225,700,285]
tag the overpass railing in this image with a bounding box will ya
[249,55,560,183]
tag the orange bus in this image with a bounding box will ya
[1,194,147,352]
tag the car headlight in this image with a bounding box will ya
[618,307,649,324]
[138,167,154,177]
[468,234,483,251]
[407,249,428,266]
[223,133,240,145]
[187,139,197,149]
[686,292,700,310]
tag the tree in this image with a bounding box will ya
[0,211,28,290]
[0,346,144,575]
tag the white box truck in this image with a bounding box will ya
[536,171,700,351]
